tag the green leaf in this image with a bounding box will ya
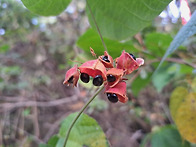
[151,125,190,147]
[22,108,31,116]
[145,32,173,57]
[155,11,196,71]
[21,0,72,16]
[48,135,59,147]
[39,144,50,147]
[0,66,21,76]
[76,28,137,58]
[140,133,152,147]
[131,71,152,96]
[87,0,171,40]
[0,44,10,53]
[152,64,180,92]
[58,112,109,147]
[179,64,193,74]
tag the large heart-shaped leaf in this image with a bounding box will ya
[86,0,171,40]
[21,0,71,16]
[57,112,109,147]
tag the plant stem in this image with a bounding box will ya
[62,85,104,147]
[86,0,108,52]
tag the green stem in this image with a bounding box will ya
[86,0,108,52]
[62,85,104,147]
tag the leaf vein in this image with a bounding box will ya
[121,5,151,22]
[141,0,161,12]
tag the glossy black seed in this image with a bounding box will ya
[80,73,90,83]
[129,53,136,60]
[102,56,110,62]
[68,76,74,83]
[107,93,118,103]
[107,74,116,82]
[93,75,103,86]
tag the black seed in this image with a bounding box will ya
[107,74,116,82]
[80,73,90,83]
[107,93,118,103]
[129,53,136,60]
[102,56,110,62]
[93,75,103,86]
[68,76,74,83]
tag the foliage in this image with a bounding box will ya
[156,11,196,72]
[76,28,137,58]
[21,0,172,40]
[150,125,190,147]
[170,78,196,143]
[41,113,109,147]
[21,0,72,16]
[1,0,196,147]
[86,0,172,40]
[141,125,190,147]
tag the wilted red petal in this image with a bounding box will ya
[79,59,107,80]
[116,50,144,75]
[99,51,114,68]
[105,81,128,103]
[63,65,79,87]
[106,68,124,87]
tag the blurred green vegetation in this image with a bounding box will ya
[0,0,196,147]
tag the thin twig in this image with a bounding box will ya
[0,95,78,113]
[32,95,40,138]
[86,0,108,52]
[146,57,196,69]
[62,85,104,147]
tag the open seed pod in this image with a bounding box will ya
[99,51,114,68]
[63,65,80,87]
[79,59,107,86]
[106,68,124,87]
[116,50,144,75]
[105,81,128,103]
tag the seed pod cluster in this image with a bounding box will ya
[63,48,144,103]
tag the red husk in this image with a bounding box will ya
[99,51,114,68]
[106,68,124,87]
[116,50,144,75]
[79,59,107,80]
[105,81,128,103]
[63,64,79,87]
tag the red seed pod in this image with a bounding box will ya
[116,50,144,75]
[106,68,124,87]
[105,81,128,103]
[78,59,107,81]
[63,65,80,87]
[99,51,114,68]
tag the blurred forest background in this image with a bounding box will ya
[0,0,196,147]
